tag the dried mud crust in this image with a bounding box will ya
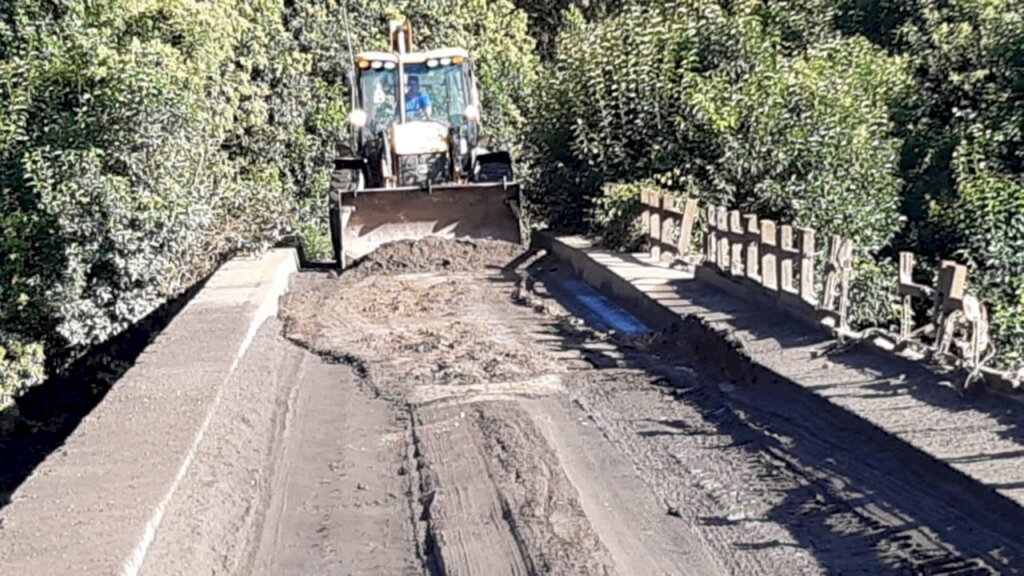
[278,241,822,575]
[534,269,1024,574]
[412,401,617,576]
[473,401,617,575]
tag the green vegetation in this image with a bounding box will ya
[2,0,1021,409]
[523,0,1024,368]
[0,0,536,409]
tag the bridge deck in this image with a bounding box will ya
[541,233,1024,509]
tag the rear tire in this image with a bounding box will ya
[474,151,514,183]
[476,160,513,183]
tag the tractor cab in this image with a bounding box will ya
[329,20,520,269]
[347,48,484,188]
[353,49,479,130]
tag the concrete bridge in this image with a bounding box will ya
[2,231,1024,575]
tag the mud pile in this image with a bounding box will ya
[280,237,558,398]
[340,237,525,281]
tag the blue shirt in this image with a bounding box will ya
[406,93,431,118]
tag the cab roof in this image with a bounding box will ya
[355,47,470,64]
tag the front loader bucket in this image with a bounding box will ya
[335,182,521,267]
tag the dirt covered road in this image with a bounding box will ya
[257,238,1024,575]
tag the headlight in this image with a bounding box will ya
[349,109,368,128]
[463,104,480,122]
[427,59,439,68]
[440,57,452,66]
[371,61,383,70]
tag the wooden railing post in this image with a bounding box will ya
[679,199,698,258]
[760,220,778,292]
[640,188,651,239]
[778,225,795,294]
[661,195,676,262]
[705,204,718,267]
[933,260,969,355]
[650,191,662,261]
[820,235,854,328]
[744,214,760,282]
[729,210,744,276]
[798,228,816,304]
[821,236,841,311]
[716,206,730,273]
[898,252,930,340]
[937,260,968,314]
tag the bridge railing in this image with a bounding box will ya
[639,188,698,264]
[635,186,1017,393]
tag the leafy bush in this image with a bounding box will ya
[709,38,911,252]
[0,0,539,406]
[528,1,910,247]
[527,0,913,339]
[1,1,294,368]
[0,330,45,427]
[589,182,648,252]
[864,0,1024,367]
[847,257,902,331]
[936,152,1024,366]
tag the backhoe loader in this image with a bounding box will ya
[329,20,522,268]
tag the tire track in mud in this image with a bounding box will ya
[280,241,620,575]
[410,402,534,576]
[277,240,1024,575]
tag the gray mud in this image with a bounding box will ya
[279,238,615,574]
[275,238,1022,575]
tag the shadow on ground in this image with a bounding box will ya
[668,267,1024,485]
[0,278,208,511]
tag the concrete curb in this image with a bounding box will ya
[0,249,298,576]
[536,232,1024,513]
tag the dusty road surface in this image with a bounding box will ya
[242,238,1024,575]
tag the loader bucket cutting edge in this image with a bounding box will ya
[338,183,522,265]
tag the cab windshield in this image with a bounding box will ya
[402,62,468,127]
[359,68,398,133]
